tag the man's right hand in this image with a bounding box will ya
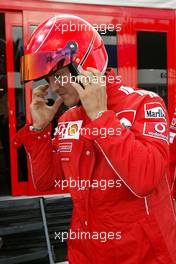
[30,84,63,129]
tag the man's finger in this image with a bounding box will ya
[32,97,46,106]
[34,84,49,92]
[33,84,49,98]
[78,70,94,79]
[72,82,84,97]
[50,96,63,113]
[76,75,91,88]
[86,67,101,76]
[86,67,105,89]
[33,92,48,99]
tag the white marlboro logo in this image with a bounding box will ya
[57,120,83,140]
[144,102,165,119]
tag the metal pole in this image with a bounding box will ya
[40,198,54,264]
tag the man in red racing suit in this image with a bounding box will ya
[13,14,176,264]
[13,67,176,263]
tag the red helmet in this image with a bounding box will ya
[21,14,108,83]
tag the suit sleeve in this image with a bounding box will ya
[82,97,169,197]
[170,137,176,167]
[170,137,176,199]
[170,115,176,165]
[169,115,176,197]
[12,124,63,192]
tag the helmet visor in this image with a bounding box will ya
[20,48,74,83]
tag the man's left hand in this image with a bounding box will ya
[72,67,107,120]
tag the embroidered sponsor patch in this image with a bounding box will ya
[56,120,83,140]
[116,110,136,128]
[144,102,166,120]
[143,122,168,142]
[58,142,73,152]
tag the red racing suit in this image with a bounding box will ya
[13,68,176,264]
[170,110,176,199]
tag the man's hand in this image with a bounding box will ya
[30,84,63,129]
[72,67,107,120]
